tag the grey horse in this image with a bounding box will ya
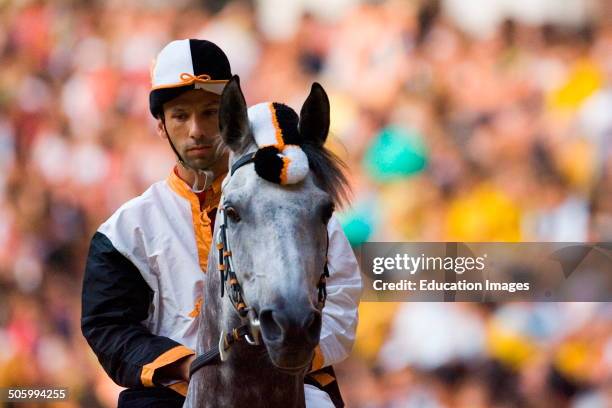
[184,77,349,408]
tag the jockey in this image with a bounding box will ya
[80,39,362,408]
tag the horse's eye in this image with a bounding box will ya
[225,206,241,222]
[321,201,334,225]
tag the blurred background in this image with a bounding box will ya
[0,0,611,406]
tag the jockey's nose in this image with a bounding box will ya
[259,305,321,348]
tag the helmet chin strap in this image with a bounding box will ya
[161,118,215,193]
[185,165,213,193]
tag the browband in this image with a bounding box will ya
[230,152,256,176]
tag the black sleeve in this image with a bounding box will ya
[81,231,191,388]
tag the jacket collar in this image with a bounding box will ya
[166,167,225,211]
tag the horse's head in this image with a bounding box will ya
[216,76,347,374]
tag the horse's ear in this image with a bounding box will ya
[299,82,330,147]
[219,75,249,152]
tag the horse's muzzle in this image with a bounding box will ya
[258,305,322,369]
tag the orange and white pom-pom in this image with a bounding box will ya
[279,145,309,184]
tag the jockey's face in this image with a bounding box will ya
[158,89,224,171]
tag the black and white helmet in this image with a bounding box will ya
[149,39,232,118]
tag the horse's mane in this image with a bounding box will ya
[301,142,351,208]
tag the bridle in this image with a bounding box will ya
[189,151,330,378]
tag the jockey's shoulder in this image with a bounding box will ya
[98,180,169,231]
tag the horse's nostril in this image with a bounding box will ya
[303,310,319,331]
[259,308,283,342]
[305,310,322,344]
[260,307,321,346]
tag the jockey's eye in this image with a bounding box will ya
[321,201,334,225]
[171,111,189,121]
[225,206,241,222]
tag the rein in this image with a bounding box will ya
[189,152,330,379]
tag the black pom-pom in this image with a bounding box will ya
[254,146,284,184]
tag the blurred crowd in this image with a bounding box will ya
[0,0,610,407]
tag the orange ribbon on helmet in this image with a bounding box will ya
[179,72,212,85]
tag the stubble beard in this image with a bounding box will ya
[181,145,227,177]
